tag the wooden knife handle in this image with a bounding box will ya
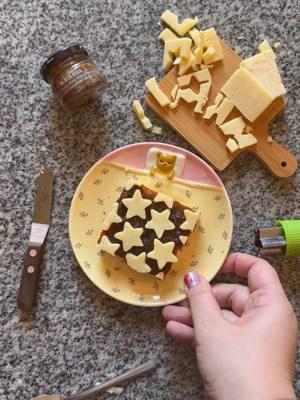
[17,245,43,312]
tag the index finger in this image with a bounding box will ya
[220,252,283,293]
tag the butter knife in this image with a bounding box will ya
[17,167,54,312]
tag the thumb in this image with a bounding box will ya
[184,272,224,341]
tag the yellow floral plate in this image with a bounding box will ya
[69,142,233,307]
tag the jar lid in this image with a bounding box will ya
[40,44,89,83]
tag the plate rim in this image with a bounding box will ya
[69,142,233,307]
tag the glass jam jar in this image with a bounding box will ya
[41,44,107,111]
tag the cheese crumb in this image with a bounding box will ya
[106,387,124,395]
[132,100,152,130]
[267,136,273,143]
[273,41,281,49]
[152,126,162,135]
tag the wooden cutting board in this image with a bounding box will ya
[145,40,297,178]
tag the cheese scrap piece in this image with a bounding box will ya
[190,69,212,83]
[267,136,273,143]
[203,95,234,125]
[161,10,198,36]
[171,84,179,99]
[132,100,152,130]
[165,38,193,59]
[159,28,178,43]
[177,74,192,88]
[219,116,246,136]
[194,46,203,64]
[152,126,162,135]
[237,133,258,149]
[145,77,170,107]
[194,81,211,113]
[177,68,211,88]
[178,52,196,75]
[200,64,214,69]
[221,68,274,122]
[240,50,286,98]
[214,93,224,106]
[202,46,216,64]
[202,28,224,63]
[226,138,239,153]
[258,39,274,55]
[273,41,281,49]
[160,29,178,70]
[176,88,198,103]
[169,101,178,109]
[219,117,258,149]
[188,28,202,47]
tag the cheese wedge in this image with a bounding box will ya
[258,39,274,55]
[240,50,286,98]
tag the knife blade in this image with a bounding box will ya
[17,167,54,312]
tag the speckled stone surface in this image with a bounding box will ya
[0,1,299,399]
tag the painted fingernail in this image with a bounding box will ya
[184,272,200,289]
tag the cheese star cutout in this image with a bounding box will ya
[103,202,122,230]
[147,239,178,270]
[125,252,151,273]
[122,189,152,219]
[98,235,120,255]
[145,209,175,238]
[180,209,199,230]
[114,222,143,252]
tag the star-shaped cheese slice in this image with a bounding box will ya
[147,239,178,270]
[153,192,174,208]
[180,209,199,230]
[145,209,175,238]
[122,189,152,219]
[103,202,122,230]
[98,235,120,255]
[126,252,151,273]
[114,222,143,252]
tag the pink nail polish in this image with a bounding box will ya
[184,272,200,289]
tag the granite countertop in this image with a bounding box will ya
[0,1,299,399]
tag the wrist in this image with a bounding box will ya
[211,375,296,400]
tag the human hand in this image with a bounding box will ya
[162,253,297,400]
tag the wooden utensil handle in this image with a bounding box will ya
[251,139,297,178]
[17,245,43,312]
